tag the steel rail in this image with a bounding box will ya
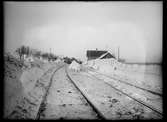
[35,65,65,120]
[92,70,162,96]
[65,68,106,120]
[88,73,163,117]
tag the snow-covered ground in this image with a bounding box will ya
[4,54,24,118]
[86,71,162,114]
[68,60,81,72]
[84,59,162,94]
[4,54,64,119]
[4,54,162,119]
[67,68,162,119]
[40,66,98,119]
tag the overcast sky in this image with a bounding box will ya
[4,2,162,63]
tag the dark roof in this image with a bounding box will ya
[101,53,115,59]
[87,50,107,58]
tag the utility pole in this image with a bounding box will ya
[115,46,119,60]
[118,46,119,60]
[50,48,51,54]
[49,48,51,61]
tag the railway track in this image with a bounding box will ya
[85,70,163,116]
[36,65,104,120]
[91,70,162,96]
[65,68,106,120]
[66,68,162,119]
[36,65,65,119]
[6,64,64,119]
[34,65,162,119]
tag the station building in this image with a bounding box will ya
[86,49,115,60]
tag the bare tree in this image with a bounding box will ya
[15,47,23,61]
[15,45,30,61]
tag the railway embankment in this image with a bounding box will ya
[4,53,63,119]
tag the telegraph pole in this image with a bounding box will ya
[50,48,51,54]
[118,46,119,61]
[49,48,51,61]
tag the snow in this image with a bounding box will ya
[131,93,147,102]
[55,58,61,63]
[40,66,98,119]
[86,58,117,73]
[4,53,62,119]
[4,54,24,118]
[84,57,162,93]
[20,67,44,94]
[67,69,162,119]
[25,56,34,62]
[4,52,162,119]
[68,60,81,72]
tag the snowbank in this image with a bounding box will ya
[85,57,162,94]
[86,57,161,75]
[25,56,34,62]
[55,58,61,63]
[68,60,81,72]
[4,54,24,118]
[4,53,58,119]
[20,67,44,94]
[86,58,117,74]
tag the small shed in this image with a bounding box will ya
[86,50,115,60]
